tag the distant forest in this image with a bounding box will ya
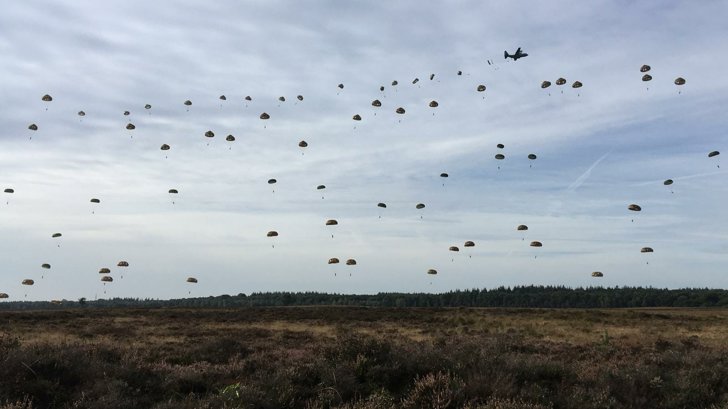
[2,286,728,310]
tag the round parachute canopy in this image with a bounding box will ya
[90,198,100,203]
[317,185,326,190]
[338,84,344,89]
[168,189,178,194]
[0,293,8,299]
[415,203,426,209]
[642,74,652,82]
[572,81,583,88]
[640,64,651,73]
[628,204,642,212]
[663,179,674,186]
[379,86,385,91]
[28,124,38,131]
[541,81,552,89]
[430,73,435,80]
[52,233,62,238]
[184,100,192,106]
[41,263,51,269]
[117,261,129,267]
[708,151,720,158]
[298,140,308,148]
[42,94,53,102]
[640,247,654,253]
[464,241,475,247]
[592,271,604,277]
[517,225,528,231]
[226,135,235,142]
[674,77,686,86]
[267,231,278,237]
[528,154,537,160]
[412,78,419,84]
[457,70,462,76]
[267,178,277,184]
[391,80,398,86]
[477,84,486,92]
[530,241,543,247]
[145,104,152,109]
[219,95,227,101]
[4,188,14,193]
[555,78,566,85]
[325,219,338,226]
[160,144,170,151]
[427,269,438,275]
[497,143,505,149]
[377,202,387,208]
[352,114,362,121]
[449,246,460,252]
[328,258,340,264]
[297,95,304,101]
[245,96,252,101]
[440,173,449,178]
[396,107,406,114]
[279,96,285,102]
[126,123,136,130]
[99,268,110,274]
[22,279,34,286]
[260,112,270,120]
[429,100,439,108]
[101,276,113,282]
[346,259,357,265]
[78,111,86,117]
[205,130,214,138]
[123,111,130,116]
[371,99,382,107]
[187,277,198,283]
[495,154,505,160]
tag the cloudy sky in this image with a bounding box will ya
[1,0,727,301]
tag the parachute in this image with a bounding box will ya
[226,135,235,142]
[298,140,308,148]
[41,263,51,269]
[0,293,8,299]
[338,84,344,89]
[674,77,686,86]
[708,151,720,158]
[642,74,652,82]
[517,225,528,231]
[145,104,152,109]
[416,203,426,209]
[396,107,406,114]
[101,276,113,282]
[449,246,460,252]
[640,247,654,253]
[530,241,542,247]
[52,233,62,238]
[346,259,357,265]
[391,80,398,86]
[427,269,438,275]
[184,100,192,106]
[28,124,38,131]
[267,231,278,237]
[4,188,14,193]
[591,271,604,277]
[457,70,462,76]
[371,99,382,107]
[377,203,387,208]
[187,277,198,283]
[118,261,129,267]
[99,268,111,274]
[412,78,419,84]
[205,130,215,138]
[260,112,270,120]
[497,143,504,149]
[495,154,505,160]
[317,185,326,190]
[640,65,651,73]
[379,86,385,91]
[352,114,362,121]
[440,173,449,178]
[123,111,130,116]
[297,95,304,101]
[278,96,285,102]
[477,85,486,92]
[168,189,178,194]
[556,78,567,86]
[78,111,85,117]
[429,100,439,108]
[464,241,475,247]
[268,178,277,184]
[430,74,435,80]
[219,95,227,101]
[325,219,338,226]
[245,96,252,101]
[126,123,136,130]
[663,179,673,186]
[90,198,100,203]
[541,81,552,89]
[572,81,583,88]
[528,154,537,160]
[160,144,170,151]
[22,279,34,285]
[628,204,642,212]
[328,258,340,264]
[42,94,52,102]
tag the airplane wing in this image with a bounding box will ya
[515,47,522,55]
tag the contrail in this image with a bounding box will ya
[566,151,611,193]
[631,169,728,187]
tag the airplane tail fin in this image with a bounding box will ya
[504,51,508,59]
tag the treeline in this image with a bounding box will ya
[2,286,728,310]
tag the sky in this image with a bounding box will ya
[1,0,727,301]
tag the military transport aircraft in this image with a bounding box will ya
[504,47,528,61]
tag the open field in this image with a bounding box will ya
[2,307,728,408]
